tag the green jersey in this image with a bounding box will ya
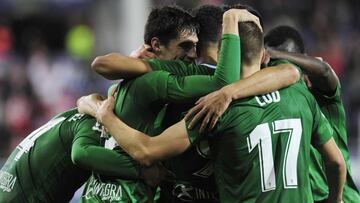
[148,63,219,203]
[187,81,333,203]
[81,34,240,202]
[0,109,139,203]
[309,85,360,202]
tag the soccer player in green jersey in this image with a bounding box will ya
[79,6,206,203]
[81,5,304,202]
[87,12,346,203]
[263,25,360,203]
[81,7,263,202]
[0,108,146,202]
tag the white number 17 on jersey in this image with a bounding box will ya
[247,118,302,192]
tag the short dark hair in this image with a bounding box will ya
[192,5,224,53]
[144,5,199,46]
[239,22,264,65]
[225,4,264,65]
[264,25,305,53]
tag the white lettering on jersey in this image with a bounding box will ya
[255,91,281,106]
[0,170,17,192]
[68,113,85,122]
[15,117,65,161]
[83,178,123,201]
[104,137,118,150]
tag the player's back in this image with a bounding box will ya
[0,109,94,202]
[114,71,172,135]
[207,81,332,203]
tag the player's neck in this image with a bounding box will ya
[241,62,261,79]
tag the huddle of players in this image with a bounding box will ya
[0,3,359,203]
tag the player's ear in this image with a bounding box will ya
[150,37,161,52]
[261,48,270,65]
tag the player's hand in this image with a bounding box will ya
[130,44,158,59]
[224,9,262,32]
[96,97,116,125]
[185,88,232,133]
[140,163,176,187]
[77,93,105,117]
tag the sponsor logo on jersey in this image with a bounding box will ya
[83,177,123,201]
[172,183,218,202]
[0,170,16,192]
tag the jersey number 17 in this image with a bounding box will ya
[247,118,302,192]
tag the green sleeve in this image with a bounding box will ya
[311,101,334,146]
[146,59,212,76]
[71,117,140,179]
[163,34,241,103]
[185,119,202,145]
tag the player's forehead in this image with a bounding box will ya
[176,29,198,44]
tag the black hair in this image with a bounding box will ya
[192,5,224,53]
[264,25,305,53]
[144,5,199,46]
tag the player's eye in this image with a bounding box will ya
[178,41,196,52]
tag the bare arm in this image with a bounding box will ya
[224,63,299,101]
[316,137,346,203]
[267,48,338,93]
[91,53,153,80]
[97,98,190,167]
[185,63,300,131]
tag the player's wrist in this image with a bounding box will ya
[221,85,235,102]
[222,10,239,35]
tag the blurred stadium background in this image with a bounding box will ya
[0,0,359,200]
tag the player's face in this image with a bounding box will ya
[160,30,198,62]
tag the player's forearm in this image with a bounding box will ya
[101,113,153,166]
[325,159,346,202]
[269,49,338,92]
[318,138,346,202]
[91,53,152,80]
[223,64,300,101]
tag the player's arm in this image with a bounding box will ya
[316,138,346,203]
[267,48,338,94]
[185,64,300,131]
[92,53,153,80]
[311,96,346,202]
[71,119,140,179]
[96,97,191,167]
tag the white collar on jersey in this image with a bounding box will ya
[199,63,216,69]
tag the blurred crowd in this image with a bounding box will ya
[0,0,359,160]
